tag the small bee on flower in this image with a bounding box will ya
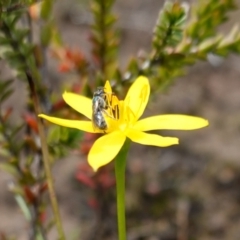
[92,85,119,131]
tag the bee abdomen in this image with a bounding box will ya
[93,111,107,130]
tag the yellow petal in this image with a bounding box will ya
[39,114,96,133]
[124,76,150,121]
[134,115,209,131]
[88,131,126,171]
[126,129,179,147]
[63,92,92,119]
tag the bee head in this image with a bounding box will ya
[93,87,105,97]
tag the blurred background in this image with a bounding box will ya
[1,0,240,239]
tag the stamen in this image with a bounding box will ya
[100,88,120,121]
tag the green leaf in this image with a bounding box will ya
[152,1,187,55]
[0,36,10,45]
[198,36,222,53]
[187,0,237,42]
[20,169,36,185]
[0,162,19,177]
[20,44,34,57]
[8,12,22,27]
[7,57,26,71]
[13,28,29,42]
[48,125,60,144]
[40,0,53,20]
[104,14,116,28]
[4,50,23,61]
[51,26,62,46]
[0,79,14,94]
[40,23,52,46]
[0,88,14,102]
[15,194,31,221]
[0,148,11,158]
[127,58,139,75]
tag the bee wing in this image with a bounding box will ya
[92,112,98,132]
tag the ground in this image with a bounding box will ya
[1,0,240,239]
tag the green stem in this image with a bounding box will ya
[99,0,107,76]
[27,72,66,240]
[115,139,131,240]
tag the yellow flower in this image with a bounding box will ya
[39,76,208,171]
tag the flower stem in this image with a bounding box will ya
[26,72,66,240]
[115,139,131,240]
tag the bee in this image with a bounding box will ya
[92,86,119,131]
[92,109,108,130]
[92,87,109,131]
